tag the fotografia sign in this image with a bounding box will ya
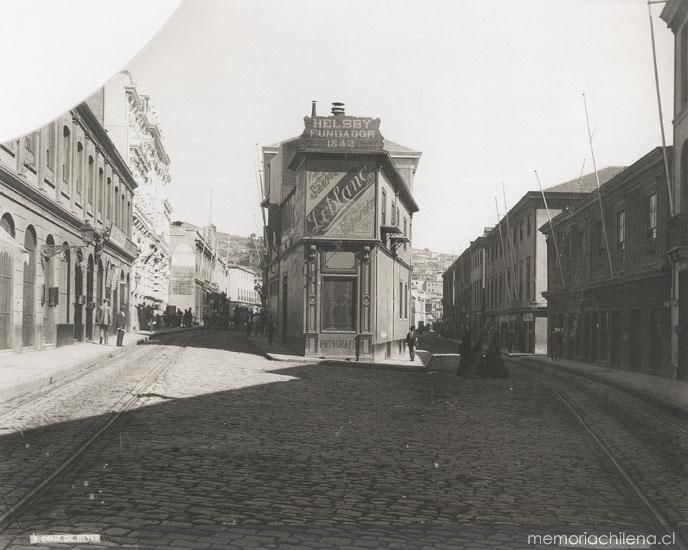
[300,116,384,151]
[319,333,356,357]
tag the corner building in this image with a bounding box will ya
[262,104,421,360]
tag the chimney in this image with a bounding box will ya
[311,100,317,117]
[331,102,345,116]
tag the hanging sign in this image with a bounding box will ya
[109,226,127,249]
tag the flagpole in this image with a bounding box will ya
[648,0,674,217]
[534,171,566,288]
[502,184,519,303]
[494,198,512,304]
[583,93,615,278]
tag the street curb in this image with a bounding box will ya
[0,342,141,404]
[514,356,688,422]
[262,352,429,372]
[136,326,203,339]
[247,335,430,372]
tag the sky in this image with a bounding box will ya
[1,0,676,255]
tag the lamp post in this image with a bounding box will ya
[41,221,111,262]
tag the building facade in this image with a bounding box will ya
[227,264,260,314]
[660,2,688,379]
[542,149,673,376]
[168,221,228,324]
[443,168,623,352]
[262,102,421,360]
[0,102,138,351]
[89,72,173,330]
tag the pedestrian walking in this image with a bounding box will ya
[405,325,418,361]
[457,328,472,376]
[115,306,127,347]
[467,336,484,378]
[548,329,558,361]
[266,314,275,345]
[96,298,112,345]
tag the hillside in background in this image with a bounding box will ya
[412,248,457,282]
[215,231,265,270]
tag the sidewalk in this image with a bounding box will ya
[246,334,428,371]
[520,355,688,419]
[0,326,200,404]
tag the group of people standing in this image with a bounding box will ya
[94,298,127,346]
[245,309,276,344]
[457,329,509,378]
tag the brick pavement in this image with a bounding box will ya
[0,330,663,549]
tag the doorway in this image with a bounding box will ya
[74,253,83,341]
[86,255,94,340]
[629,309,642,371]
[610,310,621,368]
[22,227,36,347]
[281,274,288,344]
[679,270,688,379]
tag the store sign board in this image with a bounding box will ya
[300,116,383,151]
[319,333,356,356]
[109,226,127,249]
[306,162,375,239]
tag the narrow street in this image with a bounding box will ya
[0,330,683,548]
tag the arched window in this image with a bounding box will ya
[47,122,57,172]
[114,185,119,226]
[75,141,84,196]
[88,155,95,205]
[62,246,71,323]
[98,167,104,214]
[0,213,15,238]
[62,125,71,182]
[22,226,37,347]
[106,177,112,221]
[0,213,14,349]
[121,194,125,229]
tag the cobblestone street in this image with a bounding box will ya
[0,330,682,549]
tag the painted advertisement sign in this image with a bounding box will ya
[305,161,375,239]
[300,116,384,151]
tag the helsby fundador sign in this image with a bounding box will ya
[300,116,384,151]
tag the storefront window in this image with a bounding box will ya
[322,277,356,331]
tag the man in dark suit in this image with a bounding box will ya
[96,298,112,345]
[116,306,127,347]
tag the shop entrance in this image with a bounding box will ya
[22,227,36,347]
[679,270,688,379]
[629,309,642,371]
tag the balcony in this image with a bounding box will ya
[667,213,688,260]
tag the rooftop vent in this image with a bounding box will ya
[311,100,317,117]
[331,102,345,116]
